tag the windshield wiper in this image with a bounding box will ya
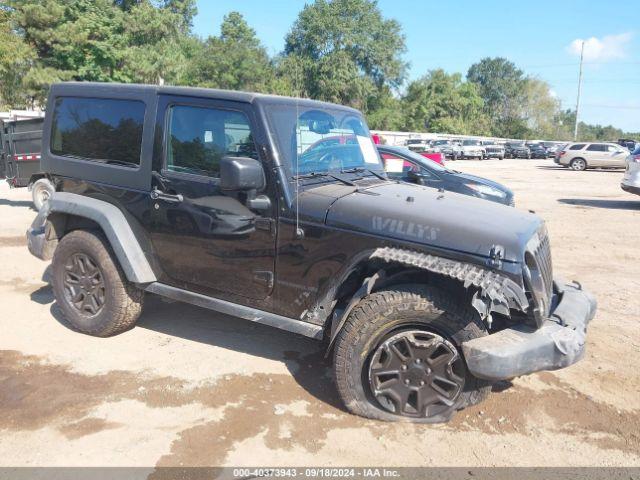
[340,167,388,180]
[292,171,356,186]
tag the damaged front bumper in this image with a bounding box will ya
[26,204,55,261]
[462,279,597,381]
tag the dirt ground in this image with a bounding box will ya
[0,159,639,469]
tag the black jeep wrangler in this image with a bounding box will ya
[27,82,596,423]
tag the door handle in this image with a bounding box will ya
[150,189,183,203]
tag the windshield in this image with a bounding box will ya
[433,140,449,145]
[265,103,383,177]
[462,140,481,146]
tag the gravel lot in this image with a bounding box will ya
[1,159,639,469]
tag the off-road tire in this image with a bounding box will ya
[333,284,491,423]
[51,229,144,337]
[31,178,54,211]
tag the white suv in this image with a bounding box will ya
[621,146,640,196]
[556,142,628,170]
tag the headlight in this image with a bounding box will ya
[466,183,507,199]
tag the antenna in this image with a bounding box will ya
[294,62,304,239]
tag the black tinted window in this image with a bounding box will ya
[569,144,585,150]
[586,144,606,152]
[167,105,257,177]
[51,97,145,166]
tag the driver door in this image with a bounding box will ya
[148,95,277,301]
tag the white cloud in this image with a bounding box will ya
[566,32,633,62]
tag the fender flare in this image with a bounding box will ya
[46,192,157,284]
[326,247,530,349]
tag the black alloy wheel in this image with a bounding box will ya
[368,329,465,418]
[63,252,106,316]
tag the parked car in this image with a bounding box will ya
[617,138,637,152]
[505,142,531,159]
[526,143,548,159]
[0,117,53,210]
[378,145,514,205]
[431,139,460,160]
[483,143,505,160]
[621,145,640,196]
[553,143,568,162]
[556,142,628,170]
[460,139,485,159]
[405,139,446,165]
[542,141,563,158]
[27,82,595,424]
[405,139,431,150]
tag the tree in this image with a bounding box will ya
[283,0,406,111]
[467,57,528,137]
[0,9,35,108]
[184,12,276,92]
[520,78,561,139]
[401,70,490,135]
[121,0,194,84]
[5,0,128,105]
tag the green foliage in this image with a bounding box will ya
[0,9,35,108]
[401,70,490,135]
[184,11,276,92]
[0,0,634,141]
[283,0,406,110]
[467,57,530,137]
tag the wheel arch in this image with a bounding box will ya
[28,173,52,187]
[323,247,529,351]
[41,192,157,284]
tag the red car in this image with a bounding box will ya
[419,151,445,165]
[404,140,446,165]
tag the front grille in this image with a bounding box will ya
[533,227,554,315]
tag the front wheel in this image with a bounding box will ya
[333,284,490,423]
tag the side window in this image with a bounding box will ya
[586,144,606,152]
[569,144,586,150]
[607,145,621,152]
[50,97,145,166]
[382,153,423,180]
[166,105,257,177]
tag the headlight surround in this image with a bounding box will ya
[465,183,507,199]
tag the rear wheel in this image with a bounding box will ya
[52,230,144,337]
[570,158,587,171]
[31,178,54,211]
[333,284,490,423]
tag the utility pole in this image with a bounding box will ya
[573,41,585,141]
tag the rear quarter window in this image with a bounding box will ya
[50,97,146,167]
[569,144,586,150]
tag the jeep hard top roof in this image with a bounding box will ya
[49,82,361,114]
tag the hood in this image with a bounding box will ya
[325,182,540,262]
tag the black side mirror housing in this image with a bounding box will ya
[220,156,265,191]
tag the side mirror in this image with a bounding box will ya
[220,156,265,191]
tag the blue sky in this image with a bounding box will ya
[193,0,639,132]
